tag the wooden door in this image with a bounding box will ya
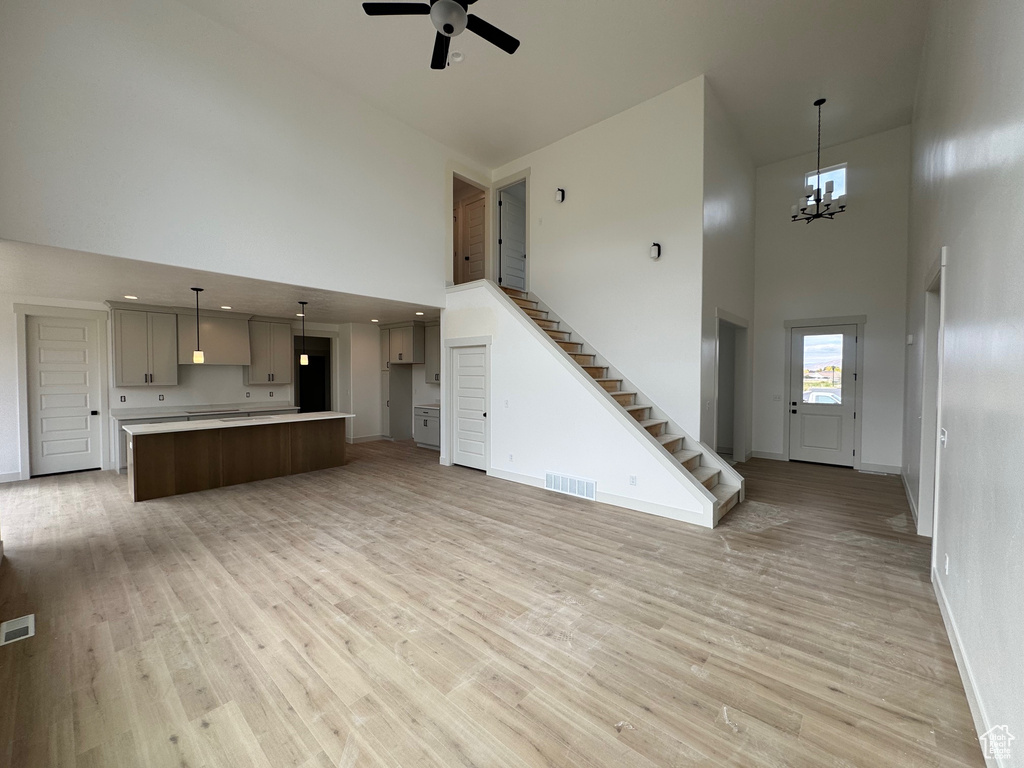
[452,345,487,470]
[147,312,178,385]
[788,325,858,466]
[27,316,103,475]
[114,309,150,386]
[499,185,526,290]
[463,195,486,283]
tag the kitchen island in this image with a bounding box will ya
[123,411,354,501]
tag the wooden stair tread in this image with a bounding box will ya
[711,483,741,503]
[656,433,684,445]
[624,404,648,413]
[609,391,637,398]
[673,449,701,465]
[638,419,667,429]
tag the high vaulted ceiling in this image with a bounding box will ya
[175,0,929,168]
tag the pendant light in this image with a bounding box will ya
[191,287,205,364]
[298,301,309,366]
[791,98,847,223]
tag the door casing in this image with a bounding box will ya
[782,315,866,470]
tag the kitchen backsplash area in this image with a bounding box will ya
[110,363,291,410]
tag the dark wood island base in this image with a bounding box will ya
[126,414,349,501]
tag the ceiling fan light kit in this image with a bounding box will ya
[363,0,520,70]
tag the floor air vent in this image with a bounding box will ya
[0,614,35,646]
[544,472,597,501]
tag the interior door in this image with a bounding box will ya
[499,184,526,290]
[27,316,103,475]
[788,324,857,466]
[463,195,486,283]
[452,345,487,470]
[380,371,390,438]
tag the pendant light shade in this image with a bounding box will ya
[191,288,205,364]
[298,301,309,366]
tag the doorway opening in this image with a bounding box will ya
[453,176,487,285]
[497,179,527,291]
[917,267,944,537]
[715,317,749,464]
[294,335,331,413]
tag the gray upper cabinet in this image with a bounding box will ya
[177,314,252,366]
[388,325,424,365]
[246,320,293,384]
[113,309,178,387]
[424,324,440,383]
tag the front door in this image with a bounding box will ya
[27,315,104,475]
[452,345,487,470]
[499,182,526,291]
[788,324,857,466]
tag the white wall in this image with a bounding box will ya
[490,77,707,435]
[0,0,480,308]
[904,0,1024,750]
[752,126,910,471]
[110,363,291,412]
[700,84,756,451]
[443,283,710,526]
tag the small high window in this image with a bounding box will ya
[805,163,846,198]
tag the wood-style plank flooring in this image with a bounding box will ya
[0,444,982,766]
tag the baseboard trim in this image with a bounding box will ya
[751,451,788,461]
[486,467,709,528]
[349,435,386,444]
[858,462,901,475]
[901,472,919,525]
[932,569,993,766]
[0,472,21,484]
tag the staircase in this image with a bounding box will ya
[500,285,742,520]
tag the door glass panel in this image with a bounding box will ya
[802,334,842,404]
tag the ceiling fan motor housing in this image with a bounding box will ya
[430,0,467,37]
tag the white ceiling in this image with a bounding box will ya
[174,0,930,167]
[0,240,440,325]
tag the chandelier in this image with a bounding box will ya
[791,98,846,223]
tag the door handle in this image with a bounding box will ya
[791,401,797,406]
[483,412,487,417]
[91,410,99,416]
[423,420,428,427]
[791,409,797,414]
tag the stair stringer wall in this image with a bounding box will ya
[444,281,716,527]
[529,295,745,501]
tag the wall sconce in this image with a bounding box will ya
[554,188,565,203]
[650,243,662,260]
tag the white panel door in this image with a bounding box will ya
[452,345,487,470]
[499,187,526,291]
[788,325,858,466]
[27,316,103,475]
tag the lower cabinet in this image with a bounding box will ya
[414,406,440,449]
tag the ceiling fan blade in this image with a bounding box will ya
[430,32,451,70]
[362,2,430,16]
[465,14,520,54]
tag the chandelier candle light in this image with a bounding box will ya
[191,287,204,364]
[791,98,847,223]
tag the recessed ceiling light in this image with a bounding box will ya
[371,319,379,323]
[451,51,465,64]
[415,312,424,316]
[220,306,232,310]
[124,295,138,300]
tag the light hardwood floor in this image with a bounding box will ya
[0,444,982,767]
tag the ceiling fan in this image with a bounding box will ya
[362,0,520,70]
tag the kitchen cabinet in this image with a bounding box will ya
[414,405,439,449]
[424,324,440,384]
[113,309,178,387]
[177,314,251,366]
[246,321,293,384]
[387,325,424,365]
[380,328,390,370]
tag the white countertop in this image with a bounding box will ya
[110,403,299,420]
[122,411,353,436]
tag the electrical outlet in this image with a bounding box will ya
[120,395,126,402]
[773,394,782,402]
[504,399,509,408]
[945,553,949,576]
[629,475,637,486]
[269,391,274,397]
[245,391,251,398]
[158,394,164,401]
[508,453,513,462]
